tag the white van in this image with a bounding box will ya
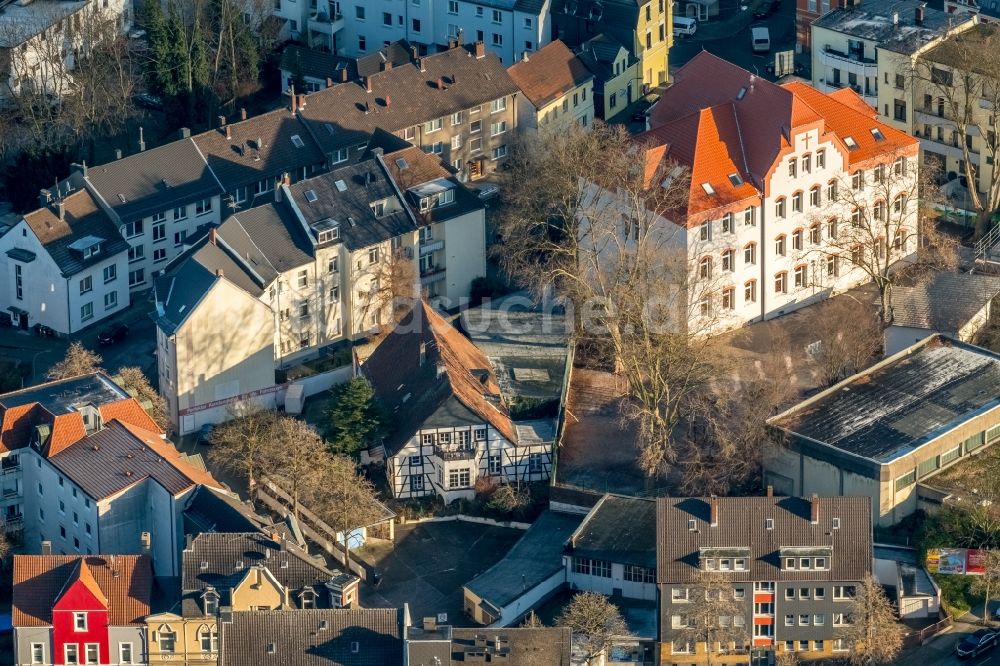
[673,16,698,37]
[751,26,771,53]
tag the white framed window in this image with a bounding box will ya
[816,148,826,168]
[80,303,93,322]
[85,644,99,665]
[31,643,44,664]
[671,587,689,602]
[490,121,507,136]
[424,118,443,133]
[491,98,507,113]
[173,206,188,221]
[65,644,80,665]
[451,135,462,150]
[195,198,212,215]
[492,145,507,160]
[123,220,143,238]
[488,454,501,475]
[79,276,92,294]
[104,292,118,310]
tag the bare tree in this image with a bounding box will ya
[908,24,1000,238]
[266,417,330,519]
[520,611,545,628]
[357,248,417,338]
[840,575,904,665]
[775,651,800,666]
[114,366,169,431]
[672,571,749,666]
[206,402,277,491]
[312,454,383,572]
[972,550,1000,626]
[793,296,883,387]
[47,342,102,380]
[555,591,632,665]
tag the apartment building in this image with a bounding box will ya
[657,495,872,664]
[276,0,550,65]
[143,532,358,665]
[0,184,130,334]
[297,40,519,181]
[634,52,919,332]
[364,302,554,504]
[575,33,641,121]
[767,334,1000,526]
[0,0,131,104]
[507,39,594,133]
[810,0,974,110]
[944,0,1000,23]
[154,143,486,434]
[551,0,670,89]
[22,419,222,576]
[12,554,152,666]
[0,373,161,538]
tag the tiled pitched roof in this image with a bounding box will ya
[13,554,153,627]
[71,558,110,607]
[45,412,87,457]
[219,202,313,276]
[575,33,634,81]
[182,485,268,535]
[182,532,339,616]
[363,302,516,455]
[381,145,485,224]
[49,420,220,500]
[84,139,223,222]
[298,43,518,155]
[220,609,405,666]
[507,40,593,108]
[192,110,326,194]
[892,272,1000,332]
[99,398,163,434]
[281,41,415,82]
[21,188,130,277]
[656,496,872,584]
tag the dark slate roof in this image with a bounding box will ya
[464,511,582,610]
[450,627,573,665]
[286,158,417,251]
[770,335,1000,462]
[22,188,130,277]
[219,203,314,277]
[282,42,415,83]
[153,235,268,335]
[576,33,634,81]
[813,0,967,55]
[220,609,405,666]
[569,495,656,569]
[281,44,343,81]
[183,485,268,535]
[48,420,218,500]
[892,272,1000,332]
[656,496,872,584]
[192,110,325,195]
[181,532,337,617]
[84,140,223,222]
[552,0,641,52]
[355,40,416,78]
[298,43,518,155]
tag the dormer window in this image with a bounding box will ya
[202,588,220,615]
[82,244,101,259]
[312,218,340,243]
[371,200,386,217]
[300,587,317,609]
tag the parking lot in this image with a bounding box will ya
[913,621,1000,666]
[358,520,524,627]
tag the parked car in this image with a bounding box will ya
[133,92,164,110]
[753,0,781,19]
[477,184,499,200]
[34,323,55,337]
[197,424,215,445]
[956,628,997,659]
[672,15,697,37]
[751,25,771,53]
[97,323,129,346]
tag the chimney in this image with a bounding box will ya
[240,107,248,121]
[55,200,65,220]
[365,76,373,93]
[72,161,87,178]
[299,94,307,110]
[178,127,191,139]
[410,45,419,61]
[209,227,217,246]
[438,76,446,90]
[767,485,773,497]
[916,4,925,23]
[456,28,464,46]
[448,38,458,50]
[185,534,194,550]
[138,126,146,152]
[291,85,298,113]
[327,77,334,88]
[810,493,819,525]
[385,95,391,109]
[225,124,232,140]
[341,68,349,82]
[521,51,530,62]
[41,540,52,555]
[419,341,427,365]
[115,148,122,160]
[383,60,393,72]
[38,189,51,208]
[282,172,291,187]
[474,40,486,59]
[216,268,224,278]
[218,115,227,128]
[710,495,719,527]
[423,617,437,632]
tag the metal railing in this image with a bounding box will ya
[975,221,1000,263]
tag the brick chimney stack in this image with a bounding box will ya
[327,77,334,88]
[209,227,217,246]
[383,60,393,72]
[710,496,719,527]
[474,40,486,59]
[365,76,373,93]
[240,107,248,121]
[810,493,819,524]
[290,85,298,113]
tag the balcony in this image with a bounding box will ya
[434,445,477,461]
[420,264,446,282]
[818,46,877,79]
[308,10,344,38]
[419,239,444,256]
[1,458,20,475]
[4,514,23,531]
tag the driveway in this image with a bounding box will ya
[357,520,524,626]
[910,620,1000,666]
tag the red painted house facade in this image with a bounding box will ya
[13,554,152,665]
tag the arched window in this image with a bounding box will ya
[699,256,713,279]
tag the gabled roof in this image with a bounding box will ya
[286,158,417,251]
[59,558,110,608]
[13,554,153,627]
[281,41,415,82]
[220,609,406,666]
[0,373,155,455]
[182,532,341,616]
[183,485,268,535]
[507,40,594,108]
[84,140,223,222]
[381,145,485,224]
[575,33,635,81]
[298,43,518,155]
[656,496,872,584]
[48,420,220,500]
[192,110,325,196]
[892,272,1000,332]
[363,302,516,455]
[21,188,130,277]
[219,202,313,277]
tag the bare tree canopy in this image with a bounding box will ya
[265,417,331,519]
[840,575,904,665]
[556,591,632,665]
[206,402,278,490]
[47,342,103,380]
[671,571,750,666]
[792,296,882,387]
[312,454,383,571]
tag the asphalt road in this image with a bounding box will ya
[671,0,799,81]
[916,622,1000,666]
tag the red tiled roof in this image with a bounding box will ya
[507,39,594,108]
[45,413,87,457]
[13,555,152,627]
[99,398,162,435]
[0,403,44,454]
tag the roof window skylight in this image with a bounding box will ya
[701,182,716,196]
